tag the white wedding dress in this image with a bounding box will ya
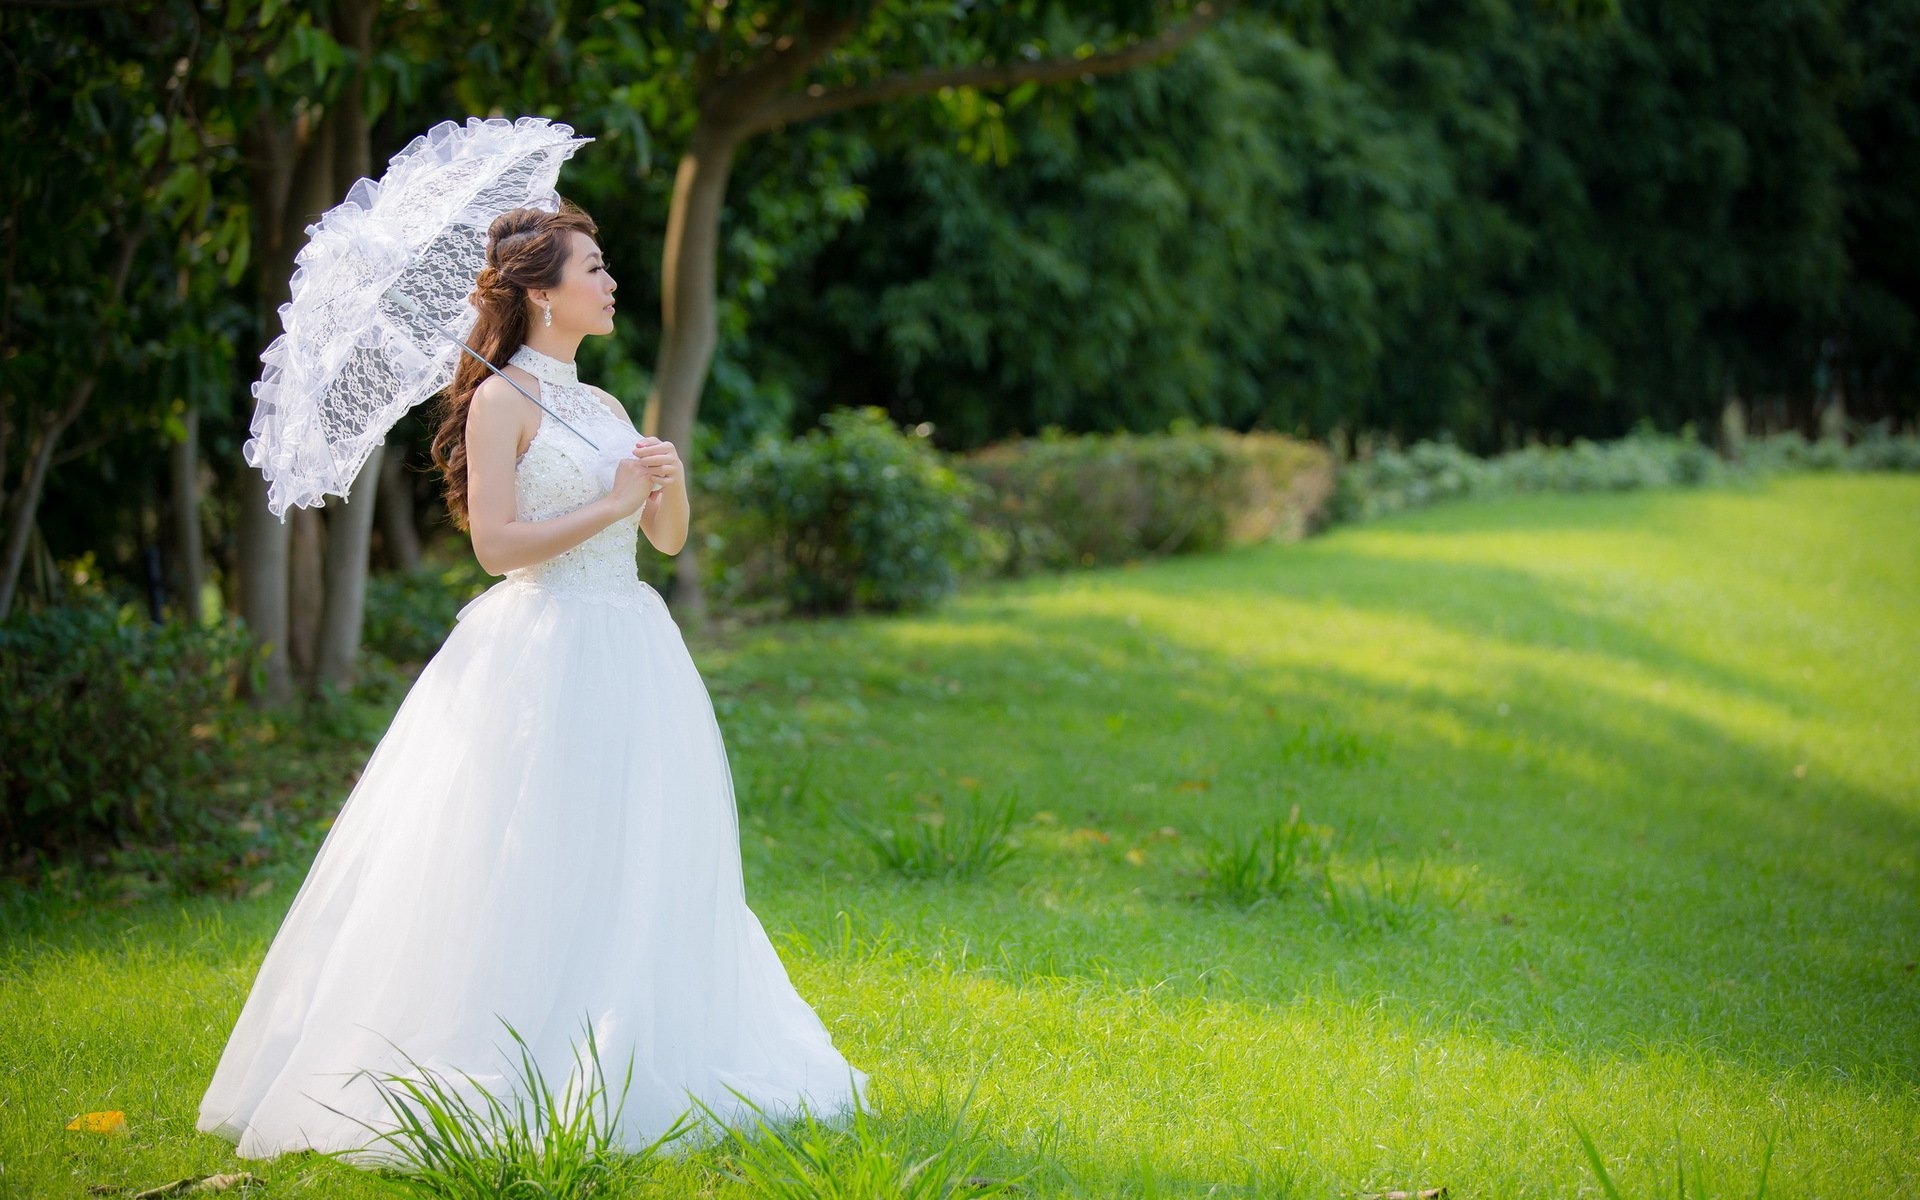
[198,344,868,1162]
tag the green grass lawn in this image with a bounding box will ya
[4,472,1916,1197]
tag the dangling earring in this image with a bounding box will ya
[541,300,553,328]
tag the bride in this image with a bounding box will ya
[197,198,868,1161]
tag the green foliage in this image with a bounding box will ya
[362,556,495,664]
[960,425,1335,576]
[691,1079,1021,1199]
[329,1018,695,1198]
[844,791,1022,882]
[754,3,1918,452]
[770,22,1445,447]
[707,407,982,615]
[0,590,253,857]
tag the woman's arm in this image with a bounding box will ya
[465,375,636,575]
[639,464,690,556]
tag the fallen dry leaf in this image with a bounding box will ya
[65,1111,127,1135]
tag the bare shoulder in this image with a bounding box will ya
[472,372,541,428]
[468,368,541,450]
[587,383,639,431]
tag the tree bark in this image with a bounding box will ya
[377,440,422,572]
[168,401,205,625]
[234,470,292,701]
[314,444,382,689]
[287,505,324,686]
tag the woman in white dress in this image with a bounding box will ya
[197,199,868,1162]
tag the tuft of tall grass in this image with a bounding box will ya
[845,791,1022,881]
[1317,855,1475,936]
[1569,1116,1776,1199]
[691,1076,1024,1199]
[1192,804,1334,908]
[319,1017,695,1199]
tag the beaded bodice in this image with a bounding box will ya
[501,344,661,614]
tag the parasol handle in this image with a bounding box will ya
[384,289,604,452]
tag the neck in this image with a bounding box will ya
[520,329,585,363]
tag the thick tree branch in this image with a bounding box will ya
[741,1,1227,136]
[699,6,868,129]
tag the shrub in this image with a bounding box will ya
[0,589,253,857]
[706,406,982,615]
[959,423,1334,576]
[1743,426,1920,474]
[1842,423,1920,472]
[1332,423,1735,522]
[363,555,495,663]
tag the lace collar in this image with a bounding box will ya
[508,343,580,388]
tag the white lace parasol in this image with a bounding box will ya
[243,115,597,519]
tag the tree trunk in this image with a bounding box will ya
[235,470,293,702]
[0,381,91,622]
[646,122,745,627]
[287,505,325,687]
[377,440,422,572]
[168,401,205,625]
[314,444,383,689]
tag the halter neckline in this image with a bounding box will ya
[508,343,579,387]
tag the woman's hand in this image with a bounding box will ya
[605,454,655,519]
[631,436,681,494]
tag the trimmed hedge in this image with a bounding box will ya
[959,423,1335,576]
[1331,422,1920,524]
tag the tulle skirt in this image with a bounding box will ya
[196,576,868,1162]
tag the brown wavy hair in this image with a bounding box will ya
[431,197,599,531]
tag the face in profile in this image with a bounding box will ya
[543,231,617,335]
